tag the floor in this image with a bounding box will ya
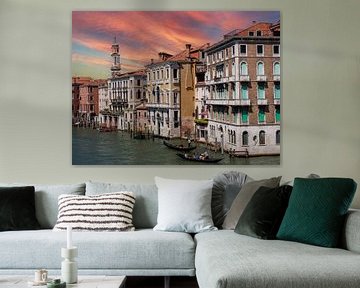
[126,276,199,288]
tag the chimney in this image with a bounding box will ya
[185,44,191,59]
[151,59,154,64]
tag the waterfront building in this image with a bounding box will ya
[79,81,99,127]
[204,22,280,156]
[194,61,209,142]
[106,38,147,131]
[135,101,148,134]
[72,76,92,124]
[108,70,146,131]
[145,44,207,139]
[98,80,110,127]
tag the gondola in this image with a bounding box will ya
[163,140,196,152]
[176,153,224,163]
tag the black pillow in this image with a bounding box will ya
[234,185,292,239]
[0,186,41,231]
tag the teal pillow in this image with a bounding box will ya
[277,178,357,247]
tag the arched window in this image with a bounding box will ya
[241,84,248,100]
[240,62,248,75]
[273,62,280,75]
[276,130,280,145]
[257,62,264,75]
[232,61,235,76]
[242,131,249,146]
[259,130,266,145]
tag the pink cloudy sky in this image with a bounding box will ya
[72,11,279,79]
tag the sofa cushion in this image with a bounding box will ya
[0,186,40,231]
[234,185,292,239]
[195,230,360,288]
[277,178,357,247]
[53,192,136,232]
[153,177,216,233]
[222,176,281,229]
[0,229,195,272]
[85,181,158,229]
[0,183,86,229]
[212,171,251,228]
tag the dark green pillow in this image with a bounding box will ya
[276,178,357,247]
[235,185,292,239]
[0,186,41,231]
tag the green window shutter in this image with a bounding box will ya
[258,84,265,99]
[241,62,247,75]
[259,107,265,123]
[241,108,248,123]
[274,62,280,75]
[276,106,281,122]
[275,83,280,99]
[257,62,264,75]
[241,85,248,99]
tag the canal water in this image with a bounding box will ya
[72,128,280,165]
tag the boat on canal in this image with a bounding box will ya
[163,140,196,152]
[176,152,224,163]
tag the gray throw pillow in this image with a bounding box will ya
[222,176,281,230]
[153,177,217,233]
[212,171,252,228]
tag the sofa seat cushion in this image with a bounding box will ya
[0,229,195,271]
[195,230,360,288]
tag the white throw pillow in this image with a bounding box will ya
[153,177,217,233]
[53,192,135,232]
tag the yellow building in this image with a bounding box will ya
[145,44,207,139]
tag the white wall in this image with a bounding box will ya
[0,0,359,208]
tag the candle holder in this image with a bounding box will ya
[61,247,78,284]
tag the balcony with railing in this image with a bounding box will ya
[256,75,267,82]
[196,64,207,73]
[257,98,268,105]
[232,99,251,106]
[239,75,250,82]
[146,103,179,109]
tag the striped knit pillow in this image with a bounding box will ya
[53,192,136,231]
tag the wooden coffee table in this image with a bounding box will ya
[0,275,126,288]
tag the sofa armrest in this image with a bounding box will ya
[342,209,360,253]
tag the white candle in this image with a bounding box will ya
[67,225,72,249]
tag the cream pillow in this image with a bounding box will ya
[154,177,217,233]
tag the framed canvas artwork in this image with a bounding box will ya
[72,11,280,165]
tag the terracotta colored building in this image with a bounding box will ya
[79,81,99,126]
[204,21,280,156]
[72,76,92,124]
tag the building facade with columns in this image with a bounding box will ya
[204,22,280,156]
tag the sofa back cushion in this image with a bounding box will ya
[86,181,158,229]
[212,171,252,228]
[0,183,86,229]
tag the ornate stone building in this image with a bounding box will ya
[204,21,280,156]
